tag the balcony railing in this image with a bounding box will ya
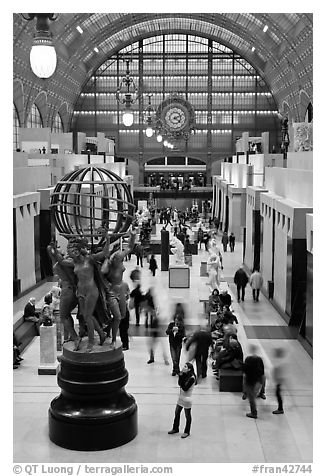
[134,186,213,199]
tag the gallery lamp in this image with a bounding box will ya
[22,14,57,79]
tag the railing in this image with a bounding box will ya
[134,186,213,199]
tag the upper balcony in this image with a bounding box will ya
[134,186,213,200]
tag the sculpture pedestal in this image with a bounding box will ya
[200,261,208,277]
[38,324,59,375]
[169,265,190,288]
[49,341,138,451]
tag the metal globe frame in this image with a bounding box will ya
[50,166,135,250]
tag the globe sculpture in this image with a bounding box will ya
[48,166,138,450]
[50,166,135,249]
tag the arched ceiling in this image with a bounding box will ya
[13,13,313,125]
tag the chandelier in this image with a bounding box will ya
[116,60,139,127]
[22,14,58,79]
[144,94,155,138]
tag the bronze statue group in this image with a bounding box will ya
[47,224,137,353]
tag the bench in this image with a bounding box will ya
[13,309,41,352]
[219,368,243,392]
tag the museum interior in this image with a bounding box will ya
[12,13,313,464]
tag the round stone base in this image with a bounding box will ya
[49,343,138,450]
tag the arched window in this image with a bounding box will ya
[305,103,313,123]
[52,112,64,133]
[27,103,43,128]
[13,105,20,151]
[73,33,278,158]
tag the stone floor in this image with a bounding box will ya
[12,225,313,464]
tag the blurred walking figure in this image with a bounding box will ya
[142,292,169,365]
[168,362,197,439]
[143,287,156,328]
[149,254,158,276]
[173,302,187,322]
[229,232,235,252]
[130,269,143,327]
[197,227,204,249]
[272,347,287,415]
[146,311,169,366]
[234,265,249,302]
[221,232,228,252]
[242,344,266,419]
[185,326,213,380]
[249,269,263,302]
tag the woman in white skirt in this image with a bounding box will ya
[168,362,197,439]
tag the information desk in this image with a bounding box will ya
[169,265,190,288]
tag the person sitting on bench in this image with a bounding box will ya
[208,288,221,314]
[213,334,243,379]
[222,309,238,325]
[23,297,40,335]
[219,290,232,310]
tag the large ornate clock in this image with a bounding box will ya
[155,94,196,141]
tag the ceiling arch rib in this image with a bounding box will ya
[77,14,277,68]
[55,13,308,117]
[13,13,313,125]
[76,17,271,81]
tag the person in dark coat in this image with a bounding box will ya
[23,297,39,321]
[197,227,204,249]
[185,327,213,379]
[119,281,130,350]
[219,290,232,310]
[130,271,143,327]
[242,345,266,419]
[166,316,186,375]
[234,265,249,302]
[143,288,156,328]
[222,309,238,325]
[135,243,144,267]
[221,232,228,252]
[229,232,235,252]
[149,254,158,276]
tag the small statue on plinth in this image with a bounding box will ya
[170,236,185,265]
[207,252,222,291]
